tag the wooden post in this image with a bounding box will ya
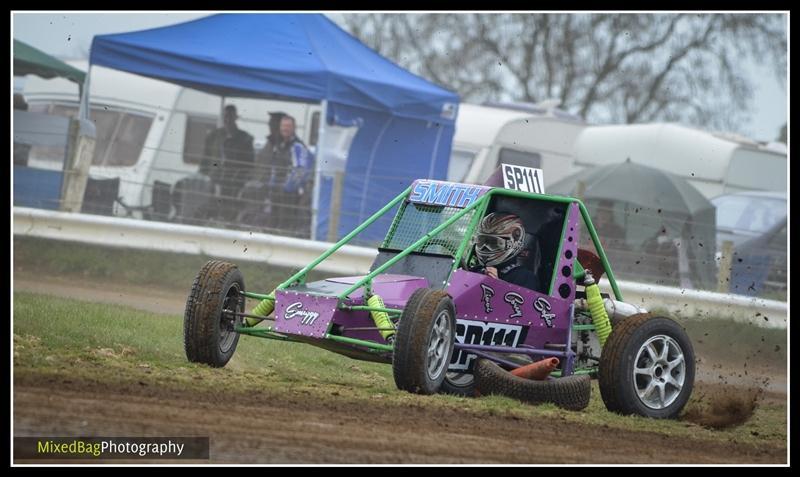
[716,240,734,293]
[60,118,96,213]
[575,180,586,202]
[326,171,344,242]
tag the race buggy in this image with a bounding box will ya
[184,170,695,418]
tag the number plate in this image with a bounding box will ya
[502,163,545,194]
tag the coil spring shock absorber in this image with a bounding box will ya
[245,291,275,327]
[584,271,612,347]
[367,294,396,343]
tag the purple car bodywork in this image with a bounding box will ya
[271,201,583,375]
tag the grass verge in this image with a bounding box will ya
[13,236,326,295]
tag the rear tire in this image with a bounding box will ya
[393,288,456,395]
[184,260,244,367]
[474,359,592,411]
[598,313,695,419]
[440,372,476,397]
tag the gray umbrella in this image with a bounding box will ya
[549,159,713,218]
[549,159,717,289]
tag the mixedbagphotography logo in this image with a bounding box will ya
[14,437,209,460]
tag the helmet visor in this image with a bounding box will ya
[475,233,510,252]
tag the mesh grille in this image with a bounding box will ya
[382,201,475,256]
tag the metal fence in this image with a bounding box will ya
[13,119,787,301]
[13,206,787,329]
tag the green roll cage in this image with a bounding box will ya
[236,184,623,355]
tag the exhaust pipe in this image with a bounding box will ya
[511,357,560,380]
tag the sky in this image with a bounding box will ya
[12,12,788,142]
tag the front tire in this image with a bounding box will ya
[598,313,695,418]
[393,288,456,394]
[184,260,244,367]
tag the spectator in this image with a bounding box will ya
[270,115,314,236]
[14,93,28,111]
[232,111,288,229]
[14,93,32,166]
[254,112,289,187]
[200,105,254,221]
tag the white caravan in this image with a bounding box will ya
[572,123,787,199]
[448,102,588,188]
[21,61,322,217]
[449,106,786,200]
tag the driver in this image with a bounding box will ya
[470,212,540,291]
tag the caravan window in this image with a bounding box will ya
[447,149,476,182]
[712,194,786,234]
[92,108,121,165]
[105,113,153,167]
[183,115,218,164]
[25,102,153,167]
[725,149,787,191]
[498,148,541,169]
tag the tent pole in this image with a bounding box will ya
[62,64,96,213]
[218,96,226,127]
[77,65,91,121]
[310,99,327,241]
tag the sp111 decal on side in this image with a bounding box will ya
[449,320,526,371]
[502,163,545,194]
[284,302,321,326]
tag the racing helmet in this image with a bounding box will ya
[474,212,526,267]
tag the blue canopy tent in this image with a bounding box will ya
[89,13,459,241]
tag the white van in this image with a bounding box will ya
[21,61,322,218]
[572,123,787,199]
[448,102,587,188]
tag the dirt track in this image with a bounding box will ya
[13,276,788,464]
[13,377,785,464]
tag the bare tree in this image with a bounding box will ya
[341,13,786,131]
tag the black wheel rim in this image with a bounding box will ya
[219,284,242,353]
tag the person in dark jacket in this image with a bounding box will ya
[200,105,254,221]
[470,212,540,291]
[254,111,288,186]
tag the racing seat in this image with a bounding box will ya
[150,180,173,220]
[82,177,120,216]
[235,180,273,229]
[521,231,545,292]
[172,173,216,226]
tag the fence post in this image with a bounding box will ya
[575,180,586,202]
[716,240,734,293]
[326,171,344,242]
[60,118,96,213]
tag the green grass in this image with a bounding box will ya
[13,291,787,450]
